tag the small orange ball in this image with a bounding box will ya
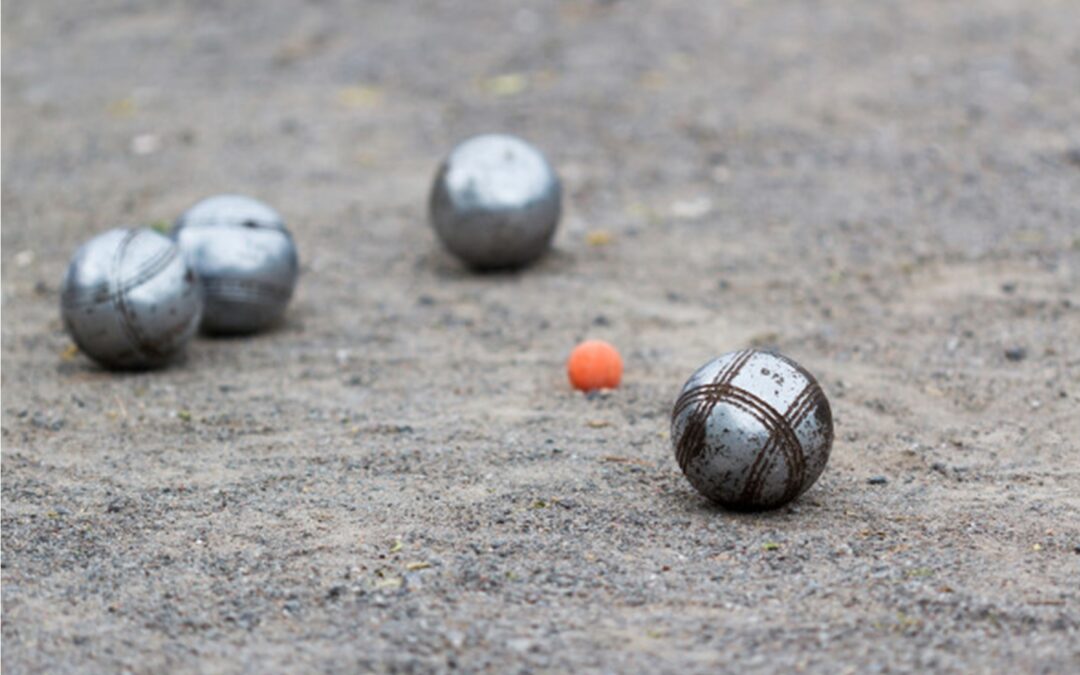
[567,340,623,391]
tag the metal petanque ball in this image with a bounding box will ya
[172,194,299,334]
[429,133,561,270]
[671,349,834,509]
[60,228,203,370]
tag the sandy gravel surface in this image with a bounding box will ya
[3,1,1079,672]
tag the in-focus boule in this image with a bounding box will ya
[429,133,561,270]
[172,194,299,334]
[60,227,203,370]
[670,349,834,509]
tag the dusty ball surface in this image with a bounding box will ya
[429,134,561,270]
[173,194,299,334]
[60,228,203,370]
[670,349,833,509]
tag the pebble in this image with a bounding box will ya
[131,134,161,155]
[31,413,64,431]
[1004,347,1027,362]
[325,585,346,601]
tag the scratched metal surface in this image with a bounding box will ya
[672,350,833,509]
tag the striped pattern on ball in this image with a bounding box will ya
[61,230,179,308]
[199,276,293,307]
[671,350,833,509]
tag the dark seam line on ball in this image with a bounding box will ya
[703,386,803,499]
[673,350,751,470]
[673,349,754,471]
[738,383,818,503]
[674,380,809,504]
[671,349,754,419]
[112,230,166,360]
[111,230,150,361]
[677,349,753,406]
[199,276,293,304]
[64,241,178,309]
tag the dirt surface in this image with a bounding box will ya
[3,1,1079,672]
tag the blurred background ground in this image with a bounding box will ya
[2,1,1079,672]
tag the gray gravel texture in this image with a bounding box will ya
[3,1,1079,672]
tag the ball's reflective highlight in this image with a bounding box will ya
[60,228,203,370]
[172,194,299,334]
[429,134,561,270]
[671,350,833,509]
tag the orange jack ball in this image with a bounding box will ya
[567,340,623,391]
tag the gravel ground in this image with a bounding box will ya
[3,1,1079,672]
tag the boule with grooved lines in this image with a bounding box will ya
[429,134,561,270]
[60,228,203,370]
[671,350,833,509]
[172,194,299,334]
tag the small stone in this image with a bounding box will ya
[670,196,713,220]
[1004,347,1027,362]
[31,413,64,431]
[131,134,161,155]
[585,230,615,246]
[507,638,533,653]
[867,476,888,485]
[325,585,346,600]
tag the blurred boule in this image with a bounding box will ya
[60,227,202,369]
[172,194,299,334]
[429,134,561,270]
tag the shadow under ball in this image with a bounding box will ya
[172,194,299,334]
[60,228,203,370]
[429,134,561,270]
[671,349,834,510]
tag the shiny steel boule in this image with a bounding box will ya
[172,194,299,334]
[429,134,561,270]
[671,350,834,509]
[60,228,202,370]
